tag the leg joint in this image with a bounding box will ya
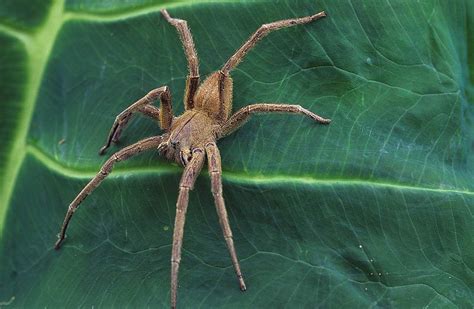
[146,87,167,100]
[259,24,270,32]
[162,86,170,97]
[100,160,114,175]
[192,148,203,155]
[68,204,75,213]
[212,189,222,195]
[116,112,129,122]
[205,141,216,148]
[175,19,186,25]
[99,169,109,176]
[218,69,229,78]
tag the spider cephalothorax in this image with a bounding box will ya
[158,111,216,166]
[55,8,330,308]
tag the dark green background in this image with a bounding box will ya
[1,0,473,307]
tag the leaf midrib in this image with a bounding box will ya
[0,0,66,238]
[26,144,474,196]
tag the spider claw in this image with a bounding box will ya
[54,233,66,250]
[310,113,331,124]
[311,11,326,20]
[238,275,247,291]
[54,240,62,250]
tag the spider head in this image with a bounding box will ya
[158,111,216,166]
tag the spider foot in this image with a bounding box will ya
[238,275,247,291]
[305,107,331,124]
[317,117,331,124]
[54,233,67,250]
[98,145,109,156]
[312,11,327,20]
[99,138,124,155]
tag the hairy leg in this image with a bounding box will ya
[170,148,205,309]
[205,142,246,291]
[108,105,160,149]
[221,11,326,74]
[219,103,331,138]
[161,9,200,110]
[99,86,171,155]
[54,135,163,249]
[216,11,326,123]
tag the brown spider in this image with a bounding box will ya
[54,8,330,308]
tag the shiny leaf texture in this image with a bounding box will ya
[1,0,473,307]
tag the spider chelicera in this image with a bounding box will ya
[54,8,330,308]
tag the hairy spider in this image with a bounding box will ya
[54,8,330,308]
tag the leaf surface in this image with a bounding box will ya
[1,0,473,307]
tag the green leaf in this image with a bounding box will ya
[1,0,474,307]
[0,0,53,29]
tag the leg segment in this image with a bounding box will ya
[205,142,246,291]
[54,135,163,249]
[221,11,326,74]
[107,105,160,149]
[99,86,171,155]
[219,103,331,138]
[170,148,205,309]
[161,9,200,110]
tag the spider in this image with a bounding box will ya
[54,8,330,308]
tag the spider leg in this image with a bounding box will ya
[221,11,326,75]
[205,142,246,291]
[171,148,205,309]
[110,105,160,147]
[99,86,172,155]
[161,9,200,110]
[54,135,163,250]
[219,103,331,138]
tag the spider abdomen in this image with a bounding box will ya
[193,71,233,122]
